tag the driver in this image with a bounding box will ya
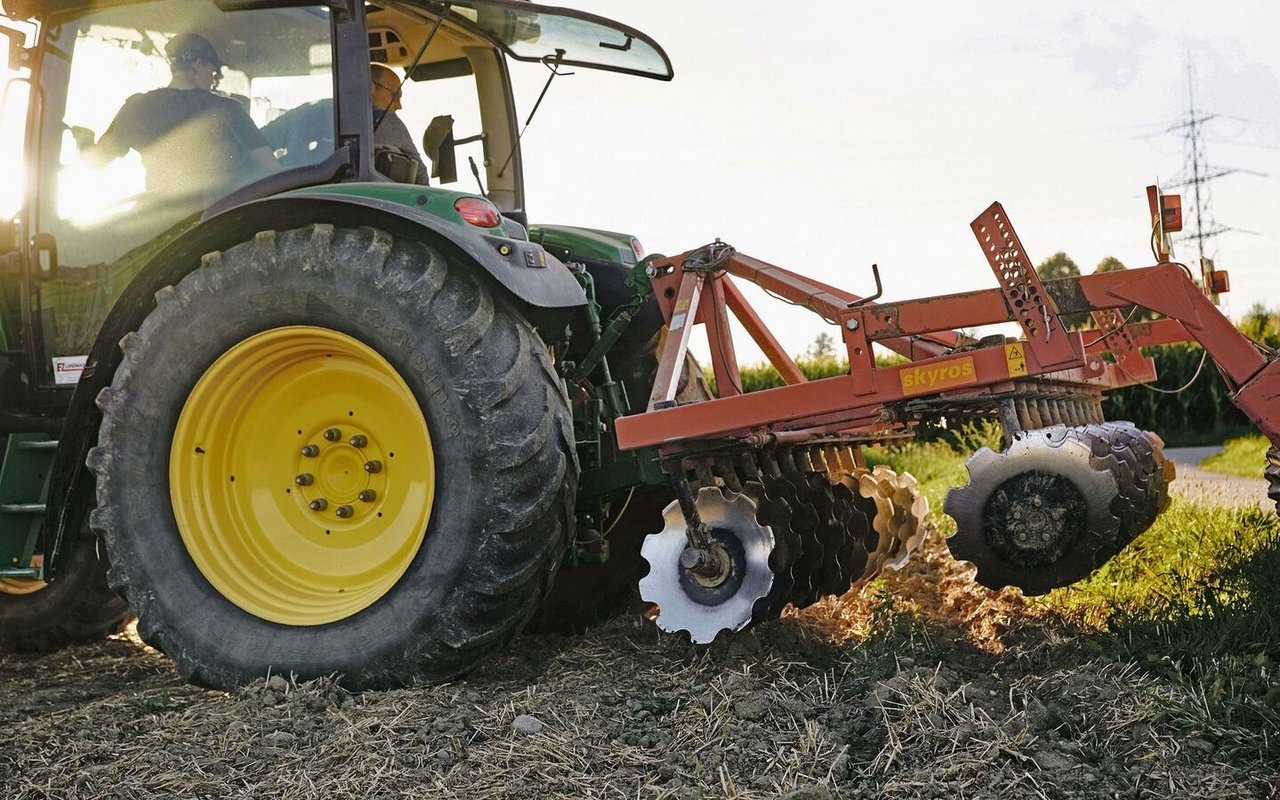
[77,33,278,201]
[370,63,430,185]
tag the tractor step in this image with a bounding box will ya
[1,504,45,514]
[0,434,57,578]
[15,440,59,451]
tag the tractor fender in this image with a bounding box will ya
[44,193,586,568]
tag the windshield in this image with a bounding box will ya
[40,2,333,237]
[30,0,335,384]
[443,1,671,80]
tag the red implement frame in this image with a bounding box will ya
[615,193,1280,452]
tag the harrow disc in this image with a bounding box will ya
[824,479,874,597]
[944,426,1121,595]
[740,480,801,622]
[855,466,929,581]
[639,487,775,643]
[763,470,824,606]
[789,470,847,608]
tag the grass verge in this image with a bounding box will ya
[1200,434,1270,479]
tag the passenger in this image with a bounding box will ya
[75,33,278,201]
[370,63,430,184]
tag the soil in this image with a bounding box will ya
[2,524,1278,800]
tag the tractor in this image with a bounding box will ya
[0,0,698,686]
[2,0,1278,690]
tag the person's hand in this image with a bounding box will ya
[69,125,96,152]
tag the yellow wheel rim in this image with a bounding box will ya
[0,554,45,596]
[170,326,435,626]
[0,581,43,595]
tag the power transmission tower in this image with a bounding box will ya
[1165,61,1262,263]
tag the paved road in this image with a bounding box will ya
[1164,446,1272,511]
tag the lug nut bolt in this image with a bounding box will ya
[364,460,383,474]
[295,473,314,486]
[324,428,342,442]
[301,444,319,458]
[309,498,329,512]
[358,489,377,502]
[335,505,354,519]
[349,435,368,448]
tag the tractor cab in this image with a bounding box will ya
[0,0,670,399]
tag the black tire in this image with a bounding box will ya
[0,529,132,652]
[88,225,575,689]
[525,487,667,634]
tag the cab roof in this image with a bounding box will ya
[1,0,673,80]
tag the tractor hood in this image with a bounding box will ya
[2,0,673,80]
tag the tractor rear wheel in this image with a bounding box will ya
[89,225,575,689]
[0,529,131,651]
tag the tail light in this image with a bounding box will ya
[454,197,502,229]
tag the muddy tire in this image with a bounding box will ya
[88,225,575,689]
[0,530,131,652]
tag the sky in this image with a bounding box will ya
[508,1,1280,363]
[3,2,1278,365]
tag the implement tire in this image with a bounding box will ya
[88,225,575,690]
[0,530,131,652]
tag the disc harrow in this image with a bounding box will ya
[618,189,1280,646]
[637,444,930,639]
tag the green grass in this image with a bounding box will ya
[1200,434,1270,479]
[872,428,1280,761]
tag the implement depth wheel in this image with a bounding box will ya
[0,530,131,652]
[89,225,575,689]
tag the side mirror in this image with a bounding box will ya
[0,25,28,71]
[422,115,457,185]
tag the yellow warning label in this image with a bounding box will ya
[900,356,977,397]
[1005,343,1028,377]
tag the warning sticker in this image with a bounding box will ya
[52,355,88,385]
[899,356,977,397]
[1005,343,1028,378]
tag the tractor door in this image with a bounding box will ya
[17,0,340,399]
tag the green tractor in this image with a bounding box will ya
[0,0,690,687]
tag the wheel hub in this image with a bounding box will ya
[984,474,1084,567]
[293,426,387,524]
